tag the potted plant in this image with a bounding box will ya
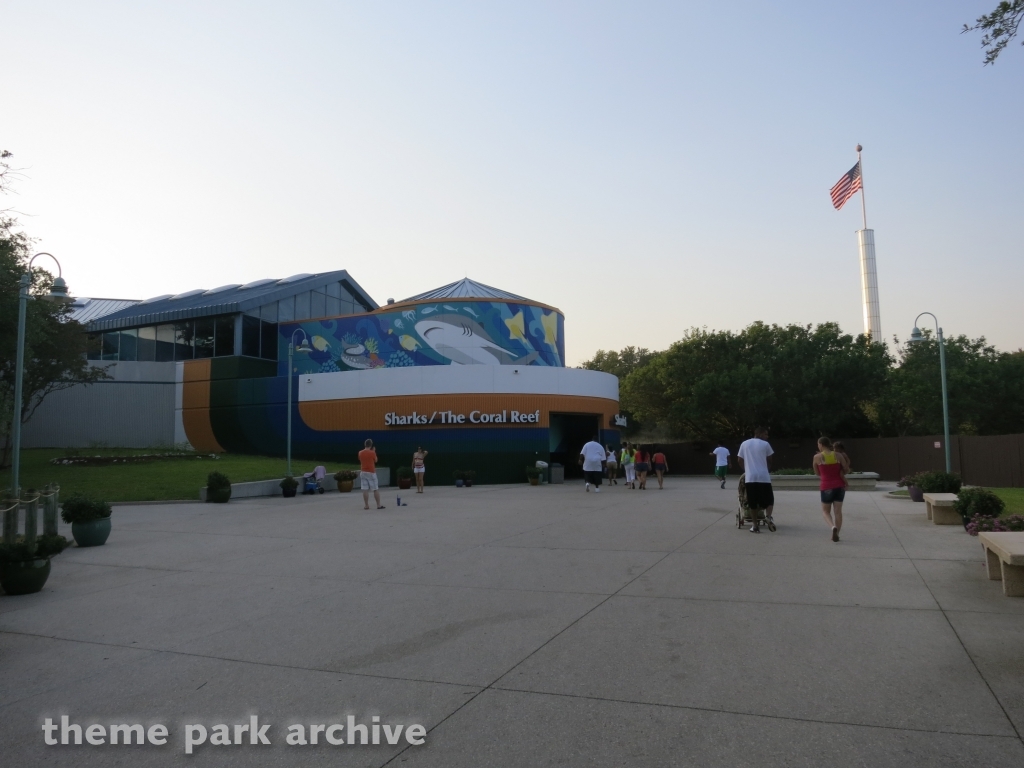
[60,493,113,547]
[453,470,465,488]
[334,470,357,493]
[280,476,299,498]
[397,466,414,490]
[525,467,542,486]
[463,470,476,488]
[897,473,926,502]
[955,487,1004,528]
[0,534,69,595]
[917,471,962,494]
[206,472,232,503]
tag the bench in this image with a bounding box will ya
[923,493,960,525]
[978,532,1024,597]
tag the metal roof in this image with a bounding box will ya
[69,298,141,325]
[401,278,531,303]
[86,270,378,332]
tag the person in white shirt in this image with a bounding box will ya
[710,442,731,489]
[737,427,775,533]
[579,436,607,492]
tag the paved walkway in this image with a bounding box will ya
[2,478,1023,766]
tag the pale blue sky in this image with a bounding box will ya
[4,1,1021,363]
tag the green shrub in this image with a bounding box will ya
[463,470,476,481]
[774,468,815,475]
[915,471,962,494]
[955,487,1005,521]
[452,470,466,481]
[397,466,414,479]
[280,476,299,490]
[525,467,542,480]
[207,472,231,490]
[0,534,69,562]
[333,470,358,482]
[60,493,112,524]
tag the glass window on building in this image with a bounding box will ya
[278,296,294,322]
[137,326,157,361]
[241,314,261,357]
[101,332,120,361]
[174,322,194,360]
[326,282,341,299]
[325,294,340,316]
[155,324,175,362]
[194,318,214,359]
[294,291,310,321]
[214,315,235,357]
[260,320,278,360]
[260,302,278,323]
[119,328,138,361]
[310,290,326,319]
[87,333,102,360]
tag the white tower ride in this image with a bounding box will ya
[856,145,881,340]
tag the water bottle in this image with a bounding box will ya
[397,496,401,507]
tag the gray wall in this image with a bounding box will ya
[21,362,177,449]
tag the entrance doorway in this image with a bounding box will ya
[549,413,601,478]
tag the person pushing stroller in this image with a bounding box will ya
[737,427,776,533]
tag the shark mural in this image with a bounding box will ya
[279,300,565,375]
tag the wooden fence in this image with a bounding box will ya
[654,433,1024,487]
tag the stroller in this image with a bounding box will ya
[302,465,327,495]
[736,473,776,532]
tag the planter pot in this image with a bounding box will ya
[208,488,231,503]
[455,479,464,488]
[908,485,925,503]
[71,517,111,548]
[0,558,51,595]
[398,478,412,490]
[464,480,474,488]
[338,480,353,493]
[282,487,297,498]
[528,477,540,486]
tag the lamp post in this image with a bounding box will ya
[908,313,951,473]
[285,329,311,477]
[9,253,72,497]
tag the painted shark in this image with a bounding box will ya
[413,314,539,366]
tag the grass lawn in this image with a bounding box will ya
[4,448,357,503]
[991,487,1024,516]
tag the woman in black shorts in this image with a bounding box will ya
[634,446,651,490]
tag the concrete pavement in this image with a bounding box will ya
[2,477,1022,766]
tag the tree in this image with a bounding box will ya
[620,322,891,440]
[872,333,1024,436]
[964,1,1024,64]
[0,157,109,469]
[580,346,656,379]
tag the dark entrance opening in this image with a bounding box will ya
[549,413,601,478]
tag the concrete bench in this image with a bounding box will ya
[978,532,1024,597]
[923,493,960,525]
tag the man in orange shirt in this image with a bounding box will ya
[358,439,384,510]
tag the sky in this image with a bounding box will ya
[3,1,1022,365]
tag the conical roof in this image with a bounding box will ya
[401,278,529,303]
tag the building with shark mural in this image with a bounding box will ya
[25,275,619,485]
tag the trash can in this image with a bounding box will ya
[550,463,564,484]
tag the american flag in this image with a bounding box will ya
[830,161,862,210]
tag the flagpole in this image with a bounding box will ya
[857,143,867,230]
[854,142,880,340]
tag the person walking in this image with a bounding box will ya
[634,445,651,490]
[737,427,775,533]
[412,446,429,493]
[814,436,850,542]
[652,446,669,489]
[621,442,636,489]
[605,445,619,485]
[710,441,731,489]
[359,439,385,510]
[579,435,607,492]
